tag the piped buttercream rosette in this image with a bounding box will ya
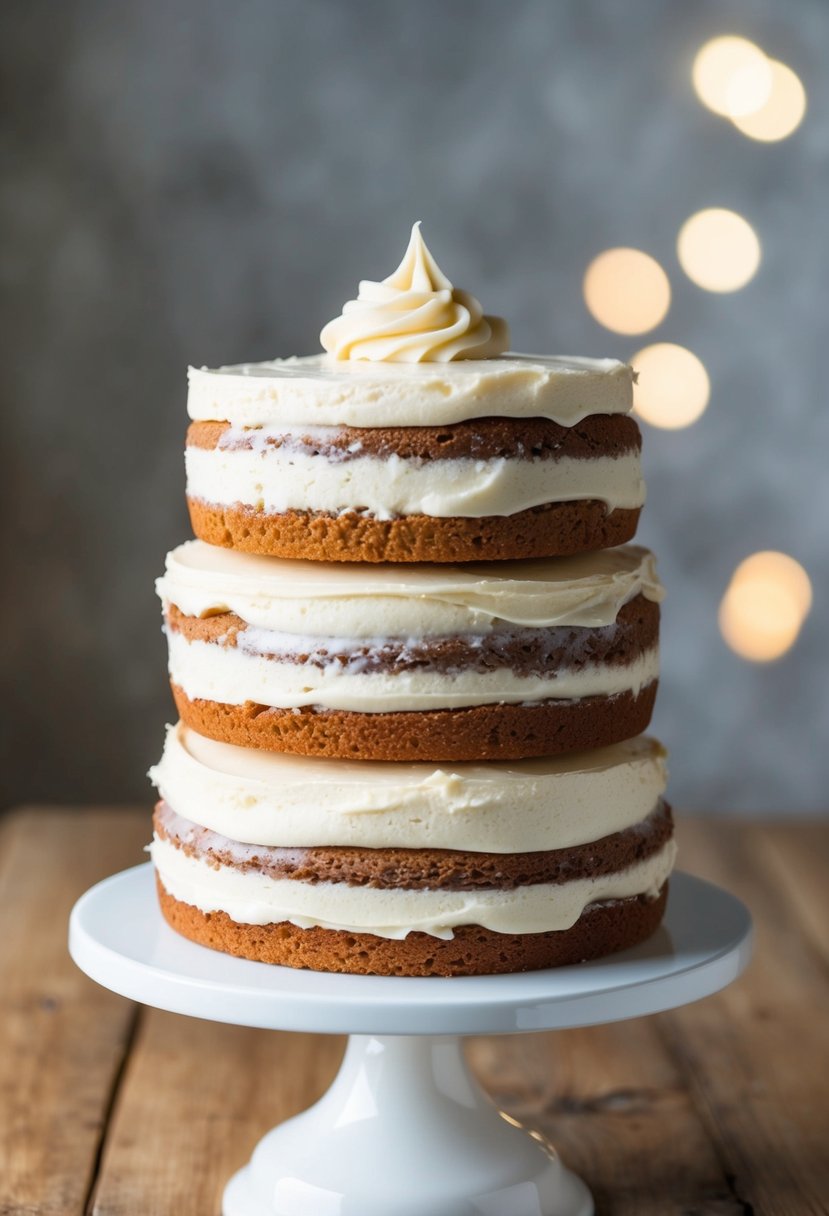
[320,222,510,363]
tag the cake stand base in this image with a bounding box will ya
[223,1033,591,1216]
[69,865,751,1216]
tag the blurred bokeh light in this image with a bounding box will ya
[692,36,771,117]
[732,59,807,140]
[677,208,761,293]
[719,552,812,661]
[583,248,671,335]
[631,343,710,429]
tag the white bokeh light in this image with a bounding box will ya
[677,209,761,293]
[732,59,807,141]
[692,36,771,117]
[631,343,710,430]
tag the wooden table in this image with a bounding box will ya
[1,808,827,1215]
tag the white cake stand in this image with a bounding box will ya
[69,863,751,1216]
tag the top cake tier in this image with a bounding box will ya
[186,354,642,563]
[185,226,643,563]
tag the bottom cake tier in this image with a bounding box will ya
[156,875,668,977]
[148,723,676,976]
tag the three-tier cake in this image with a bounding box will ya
[149,223,676,976]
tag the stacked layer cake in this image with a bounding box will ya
[149,224,675,976]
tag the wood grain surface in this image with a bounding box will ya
[1,809,827,1215]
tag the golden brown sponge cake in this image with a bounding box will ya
[149,725,675,976]
[157,540,664,762]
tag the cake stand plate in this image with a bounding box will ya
[70,864,751,1216]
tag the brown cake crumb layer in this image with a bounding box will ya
[187,499,641,562]
[154,800,673,890]
[187,413,641,462]
[171,681,657,761]
[156,878,669,976]
[165,595,659,679]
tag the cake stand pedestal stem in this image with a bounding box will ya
[222,1031,593,1216]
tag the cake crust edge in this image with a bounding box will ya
[187,499,641,562]
[171,681,658,762]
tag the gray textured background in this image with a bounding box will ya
[1,0,826,811]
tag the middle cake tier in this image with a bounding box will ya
[157,540,664,762]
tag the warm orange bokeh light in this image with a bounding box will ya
[583,248,671,336]
[729,552,813,617]
[719,551,812,662]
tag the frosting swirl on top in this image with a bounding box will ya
[319,223,510,363]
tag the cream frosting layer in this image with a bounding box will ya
[151,835,676,939]
[184,445,644,519]
[165,629,658,712]
[157,541,663,639]
[149,724,668,853]
[320,223,509,363]
[187,354,633,429]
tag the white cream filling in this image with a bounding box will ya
[184,445,644,519]
[166,630,659,712]
[151,836,676,940]
[187,353,634,429]
[150,723,669,852]
[156,541,664,638]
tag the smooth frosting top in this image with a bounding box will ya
[186,353,634,428]
[319,222,509,363]
[157,540,664,638]
[150,722,668,853]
